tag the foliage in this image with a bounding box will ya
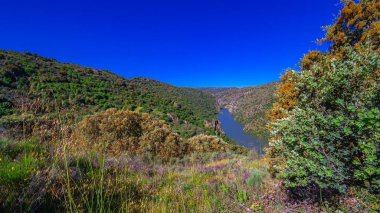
[268,1,380,205]
[66,109,244,162]
[187,134,245,154]
[268,72,299,123]
[67,108,186,161]
[0,100,13,116]
[325,0,380,53]
[270,46,379,198]
[0,136,371,212]
[0,50,217,138]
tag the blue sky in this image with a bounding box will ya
[1,0,341,87]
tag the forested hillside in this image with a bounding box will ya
[0,0,378,212]
[0,50,247,211]
[204,82,278,140]
[0,50,217,138]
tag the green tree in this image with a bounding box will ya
[268,0,380,201]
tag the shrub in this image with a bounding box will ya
[268,1,380,203]
[268,46,379,198]
[68,108,187,161]
[187,134,232,153]
[0,101,13,116]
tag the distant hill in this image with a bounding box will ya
[198,87,237,93]
[0,50,217,138]
[202,82,279,140]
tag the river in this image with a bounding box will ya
[217,108,268,154]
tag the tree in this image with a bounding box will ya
[267,0,380,201]
[325,0,380,53]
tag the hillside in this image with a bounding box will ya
[0,50,217,138]
[203,82,279,140]
[0,0,378,211]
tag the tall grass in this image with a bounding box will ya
[1,138,367,212]
[56,150,274,212]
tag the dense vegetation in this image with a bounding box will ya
[0,49,250,211]
[65,108,244,161]
[0,0,378,212]
[204,82,278,140]
[268,0,379,209]
[0,50,218,138]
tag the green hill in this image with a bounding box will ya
[0,0,377,211]
[0,50,251,212]
[0,50,217,138]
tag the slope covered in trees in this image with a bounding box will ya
[0,51,247,211]
[0,0,378,211]
[203,82,278,140]
[0,50,217,138]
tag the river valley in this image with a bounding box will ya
[217,108,268,154]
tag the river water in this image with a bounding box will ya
[217,108,268,154]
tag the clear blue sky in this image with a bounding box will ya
[1,0,341,87]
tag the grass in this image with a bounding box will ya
[56,151,306,212]
[0,139,46,211]
[0,136,273,212]
[0,137,375,212]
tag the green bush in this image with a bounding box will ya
[187,134,231,153]
[269,46,380,197]
[0,101,13,116]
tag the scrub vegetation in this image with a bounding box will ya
[268,0,380,210]
[0,51,218,138]
[0,0,378,212]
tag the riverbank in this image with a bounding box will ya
[218,108,268,154]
